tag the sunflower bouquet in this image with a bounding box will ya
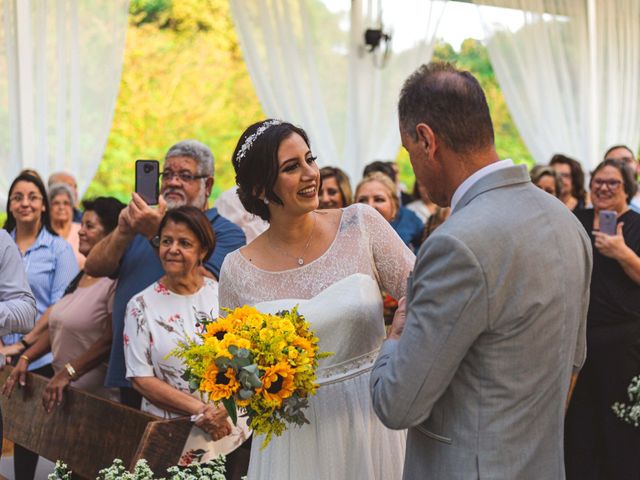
[173,305,331,448]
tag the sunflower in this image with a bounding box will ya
[201,364,240,401]
[204,317,235,341]
[258,362,296,406]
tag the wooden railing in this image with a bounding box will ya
[0,367,192,479]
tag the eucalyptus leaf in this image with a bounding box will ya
[247,374,262,389]
[237,348,250,359]
[238,388,254,400]
[235,356,251,368]
[241,364,259,375]
[228,345,239,356]
[215,357,232,369]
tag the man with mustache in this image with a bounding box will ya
[84,140,245,407]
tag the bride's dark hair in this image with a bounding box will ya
[232,119,310,221]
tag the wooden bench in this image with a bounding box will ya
[0,367,192,479]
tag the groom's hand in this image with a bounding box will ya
[387,297,407,340]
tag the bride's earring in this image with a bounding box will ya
[263,198,269,205]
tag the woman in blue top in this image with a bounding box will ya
[1,172,78,480]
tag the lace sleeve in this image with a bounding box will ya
[218,253,242,315]
[359,204,416,299]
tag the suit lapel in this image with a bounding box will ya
[452,165,531,215]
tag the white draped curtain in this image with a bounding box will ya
[0,0,129,205]
[229,0,447,182]
[475,0,640,170]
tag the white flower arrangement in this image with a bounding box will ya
[48,456,237,480]
[612,374,640,427]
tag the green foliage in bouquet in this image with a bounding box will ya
[173,305,332,448]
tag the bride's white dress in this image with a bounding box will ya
[219,204,415,480]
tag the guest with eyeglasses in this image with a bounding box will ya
[550,154,588,210]
[48,171,83,223]
[604,145,640,213]
[1,173,78,480]
[83,140,247,474]
[84,140,245,407]
[565,159,640,480]
[49,183,84,268]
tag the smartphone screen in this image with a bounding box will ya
[599,210,617,236]
[135,160,160,205]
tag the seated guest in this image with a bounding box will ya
[3,197,125,409]
[1,173,78,480]
[550,154,588,210]
[318,166,352,209]
[603,145,640,213]
[406,179,437,223]
[124,207,248,462]
[355,172,424,251]
[214,186,268,243]
[49,183,84,268]
[49,171,83,223]
[565,159,640,480]
[530,165,563,198]
[83,140,246,409]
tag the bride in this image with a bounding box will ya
[218,119,415,479]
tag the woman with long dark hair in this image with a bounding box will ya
[219,119,414,479]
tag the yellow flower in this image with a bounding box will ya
[201,364,240,401]
[258,362,296,407]
[205,317,235,341]
[219,333,251,352]
[293,336,315,357]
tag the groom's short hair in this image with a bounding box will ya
[398,62,495,154]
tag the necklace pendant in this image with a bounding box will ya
[297,257,304,266]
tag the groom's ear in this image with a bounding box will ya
[416,123,436,153]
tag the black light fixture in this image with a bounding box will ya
[364,28,390,52]
[364,27,392,68]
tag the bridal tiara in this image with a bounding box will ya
[234,119,283,165]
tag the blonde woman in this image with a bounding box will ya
[355,172,424,251]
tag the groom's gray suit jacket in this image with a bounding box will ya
[370,165,592,479]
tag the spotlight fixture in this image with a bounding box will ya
[364,28,392,68]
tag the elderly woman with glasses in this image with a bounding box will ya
[565,159,640,480]
[49,182,84,268]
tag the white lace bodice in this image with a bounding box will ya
[219,204,415,369]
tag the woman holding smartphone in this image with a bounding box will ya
[565,159,640,480]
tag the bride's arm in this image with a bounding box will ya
[361,205,416,299]
[218,255,242,316]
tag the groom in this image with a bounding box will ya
[370,63,593,479]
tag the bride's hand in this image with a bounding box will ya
[387,297,407,340]
[196,403,233,441]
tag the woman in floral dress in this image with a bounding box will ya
[124,206,249,466]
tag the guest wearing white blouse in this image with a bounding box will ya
[124,206,248,470]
